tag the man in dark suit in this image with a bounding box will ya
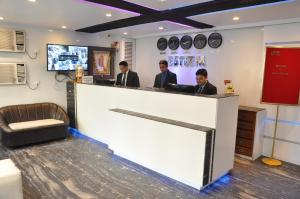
[153,60,177,88]
[115,61,140,87]
[194,69,217,95]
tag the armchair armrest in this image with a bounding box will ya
[55,106,70,126]
[0,113,12,133]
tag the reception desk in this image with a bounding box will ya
[75,84,239,190]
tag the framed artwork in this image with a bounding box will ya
[88,46,115,79]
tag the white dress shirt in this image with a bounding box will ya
[121,70,129,86]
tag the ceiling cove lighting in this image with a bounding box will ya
[77,0,290,33]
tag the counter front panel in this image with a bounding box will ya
[76,84,239,190]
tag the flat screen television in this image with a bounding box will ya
[47,44,89,71]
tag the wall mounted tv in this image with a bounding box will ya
[47,44,88,71]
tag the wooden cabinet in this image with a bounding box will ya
[235,106,266,160]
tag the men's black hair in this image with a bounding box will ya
[119,61,128,67]
[159,60,168,66]
[196,69,208,78]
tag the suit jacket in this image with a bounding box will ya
[195,81,217,95]
[116,70,140,88]
[153,70,177,88]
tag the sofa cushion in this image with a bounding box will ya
[8,119,65,131]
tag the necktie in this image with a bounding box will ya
[121,73,126,86]
[198,86,204,94]
[161,73,166,88]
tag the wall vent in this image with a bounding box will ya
[120,39,135,70]
[124,41,133,69]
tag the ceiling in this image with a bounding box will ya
[190,0,300,27]
[0,0,300,37]
[0,0,136,30]
[127,0,212,10]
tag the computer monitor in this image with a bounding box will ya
[95,79,115,86]
[165,83,195,94]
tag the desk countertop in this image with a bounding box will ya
[79,83,237,99]
[239,106,266,112]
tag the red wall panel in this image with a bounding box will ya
[262,47,300,105]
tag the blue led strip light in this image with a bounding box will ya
[265,118,300,127]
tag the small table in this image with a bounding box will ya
[0,159,23,199]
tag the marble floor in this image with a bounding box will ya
[0,137,300,199]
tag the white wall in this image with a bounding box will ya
[0,24,116,109]
[135,24,300,165]
[136,27,264,106]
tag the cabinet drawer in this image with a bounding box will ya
[237,121,255,131]
[237,129,254,139]
[235,146,252,157]
[236,137,253,148]
[238,110,256,122]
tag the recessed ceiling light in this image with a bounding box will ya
[158,26,164,30]
[76,39,81,42]
[48,29,53,32]
[123,32,128,35]
[233,16,240,21]
[0,17,4,20]
[160,0,167,2]
[106,13,112,17]
[28,0,36,2]
[61,25,67,29]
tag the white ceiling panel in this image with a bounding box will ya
[126,0,212,10]
[0,0,300,38]
[190,0,300,27]
[0,0,136,30]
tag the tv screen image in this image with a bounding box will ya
[47,44,88,71]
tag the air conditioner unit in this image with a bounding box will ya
[0,29,25,52]
[0,63,26,85]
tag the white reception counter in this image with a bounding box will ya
[75,84,239,190]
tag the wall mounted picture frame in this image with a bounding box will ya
[88,46,116,79]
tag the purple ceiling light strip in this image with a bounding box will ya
[76,0,141,16]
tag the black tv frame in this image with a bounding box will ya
[46,44,89,72]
